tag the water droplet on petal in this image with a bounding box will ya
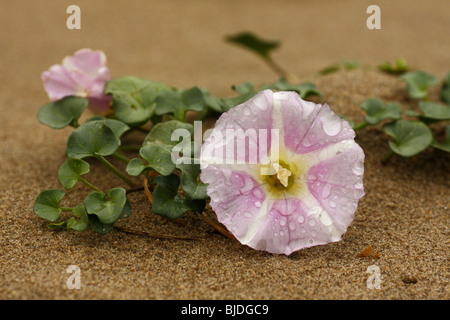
[302,137,312,147]
[308,219,316,226]
[297,215,305,223]
[243,106,251,116]
[254,201,261,208]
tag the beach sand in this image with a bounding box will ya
[0,0,448,299]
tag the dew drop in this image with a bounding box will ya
[322,115,342,136]
[308,238,314,245]
[280,219,286,227]
[297,215,305,223]
[289,222,296,230]
[243,106,251,116]
[243,211,252,218]
[329,200,337,208]
[302,137,312,147]
[254,201,262,208]
[279,231,285,237]
[308,218,316,226]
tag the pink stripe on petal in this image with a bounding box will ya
[280,92,322,153]
[246,198,333,255]
[201,167,266,240]
[295,104,355,154]
[307,145,365,231]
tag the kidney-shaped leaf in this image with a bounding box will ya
[105,76,171,126]
[383,120,433,157]
[400,71,439,99]
[67,120,120,159]
[33,189,66,222]
[58,158,90,190]
[360,98,402,125]
[84,188,128,225]
[418,101,450,121]
[226,32,280,59]
[38,96,88,129]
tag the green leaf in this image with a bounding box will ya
[150,175,206,220]
[139,144,176,176]
[155,87,205,121]
[176,161,209,200]
[84,188,129,225]
[359,98,402,125]
[418,101,450,121]
[67,120,120,159]
[232,82,256,95]
[383,120,433,157]
[400,71,439,99]
[88,214,114,235]
[105,76,171,126]
[37,96,88,129]
[441,72,450,104]
[33,189,66,222]
[86,116,130,139]
[58,158,90,190]
[143,120,194,147]
[226,32,280,59]
[126,158,146,176]
[66,204,90,231]
[378,57,410,75]
[431,125,450,152]
[318,64,340,75]
[261,77,322,99]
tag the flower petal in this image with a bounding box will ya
[279,92,354,155]
[200,166,266,240]
[245,199,334,255]
[41,65,79,100]
[200,90,365,255]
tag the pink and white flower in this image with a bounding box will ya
[41,49,112,114]
[200,90,365,255]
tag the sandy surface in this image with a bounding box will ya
[0,0,449,300]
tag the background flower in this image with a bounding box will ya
[41,48,112,114]
[200,90,365,255]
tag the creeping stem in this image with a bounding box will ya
[78,176,102,192]
[96,155,135,187]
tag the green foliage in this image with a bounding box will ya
[84,188,130,225]
[155,87,205,121]
[260,77,322,99]
[150,174,206,220]
[67,120,121,159]
[33,189,66,222]
[105,76,171,126]
[441,72,450,104]
[58,158,90,190]
[383,120,433,157]
[359,98,402,125]
[226,32,280,59]
[431,125,450,152]
[319,59,360,75]
[400,71,439,99]
[37,96,88,129]
[378,57,410,75]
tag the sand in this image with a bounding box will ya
[0,0,449,300]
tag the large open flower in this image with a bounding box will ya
[200,90,365,255]
[41,49,112,114]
